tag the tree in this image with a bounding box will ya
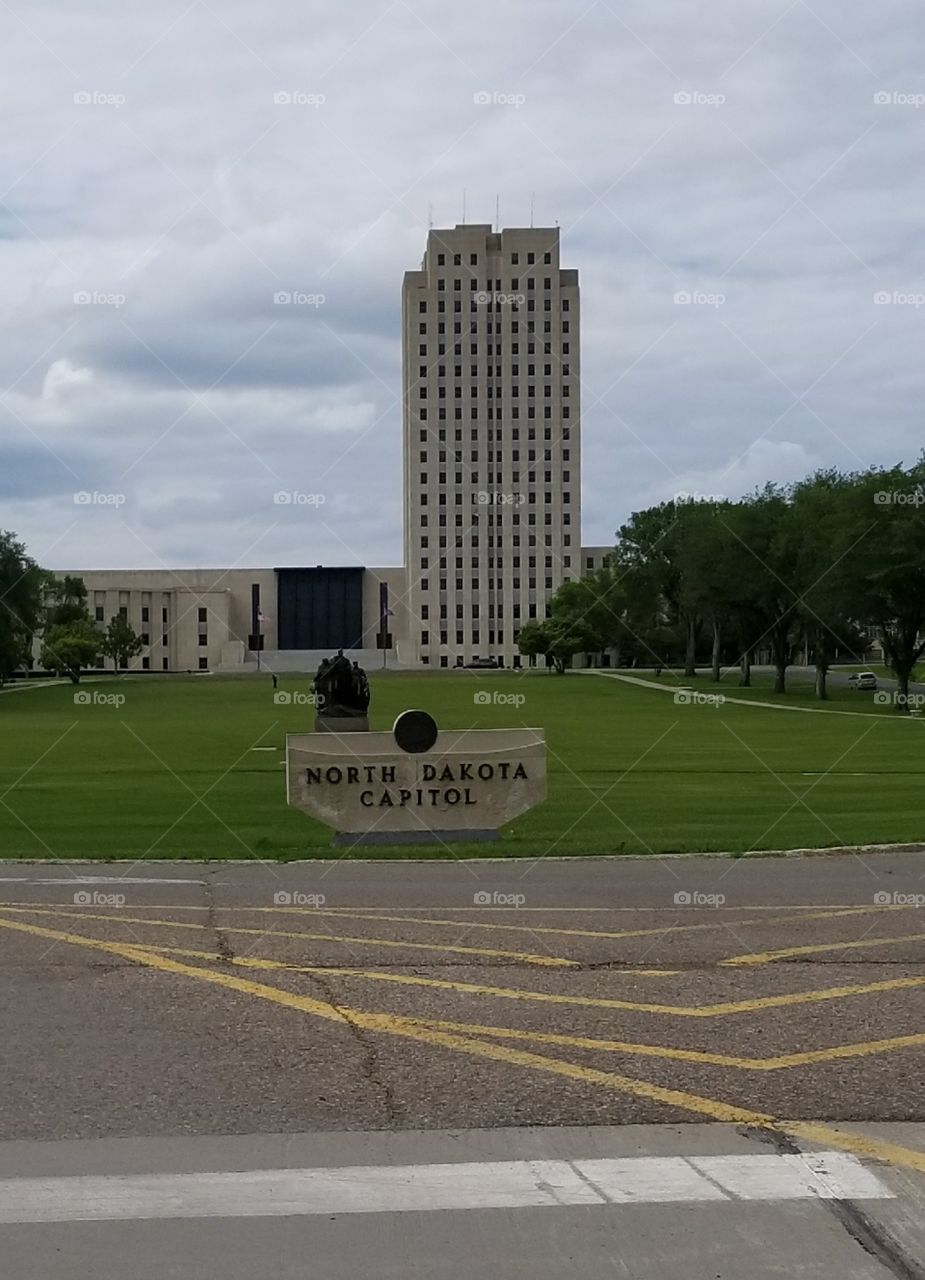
[836,460,925,707]
[544,612,606,672]
[729,487,802,693]
[0,532,45,684]
[575,564,628,660]
[613,502,693,670]
[44,575,90,627]
[790,470,868,700]
[100,615,143,672]
[516,620,556,670]
[39,621,100,684]
[674,500,743,683]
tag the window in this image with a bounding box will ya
[95,606,104,622]
[142,657,150,670]
[198,633,207,646]
[162,658,169,671]
[141,606,150,623]
[198,657,208,670]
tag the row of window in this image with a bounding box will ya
[419,386,571,400]
[419,618,547,646]
[421,554,563,571]
[91,601,210,649]
[417,320,570,336]
[416,407,573,422]
[419,343,569,357]
[421,452,572,465]
[421,364,571,379]
[435,277,556,292]
[419,298,568,316]
[419,581,561,614]
[433,250,554,267]
[94,605,208,623]
[421,472,571,484]
[93,628,210,649]
[89,656,209,671]
[419,493,571,506]
[419,429,571,445]
[420,512,572,528]
[418,534,572,548]
[419,577,556,593]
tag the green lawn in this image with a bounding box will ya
[647,669,899,709]
[0,670,923,860]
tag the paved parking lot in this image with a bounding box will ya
[2,854,925,1146]
[4,854,925,1278]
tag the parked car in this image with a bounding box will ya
[465,657,500,669]
[848,671,878,690]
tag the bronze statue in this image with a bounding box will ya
[312,650,370,719]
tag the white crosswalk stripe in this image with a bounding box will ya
[0,1152,892,1223]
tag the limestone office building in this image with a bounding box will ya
[52,227,611,674]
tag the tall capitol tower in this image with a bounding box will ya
[401,224,581,668]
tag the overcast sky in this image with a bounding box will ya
[2,0,923,571]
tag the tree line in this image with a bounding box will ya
[0,534,142,683]
[518,460,925,704]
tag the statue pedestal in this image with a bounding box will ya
[287,721,547,847]
[314,715,370,734]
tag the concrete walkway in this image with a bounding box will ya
[586,669,915,720]
[2,1125,923,1279]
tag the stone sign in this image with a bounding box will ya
[286,714,546,845]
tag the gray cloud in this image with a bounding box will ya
[2,0,923,568]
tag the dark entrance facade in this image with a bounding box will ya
[276,568,365,650]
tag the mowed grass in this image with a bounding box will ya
[0,670,923,860]
[628,667,920,708]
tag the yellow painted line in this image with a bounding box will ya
[0,905,574,969]
[0,902,887,946]
[241,903,880,944]
[134,945,925,1073]
[2,915,925,1176]
[137,940,925,1021]
[407,1016,925,1072]
[723,931,925,966]
[23,902,904,913]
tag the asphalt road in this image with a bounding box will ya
[4,853,925,1277]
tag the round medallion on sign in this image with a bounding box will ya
[393,709,438,754]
